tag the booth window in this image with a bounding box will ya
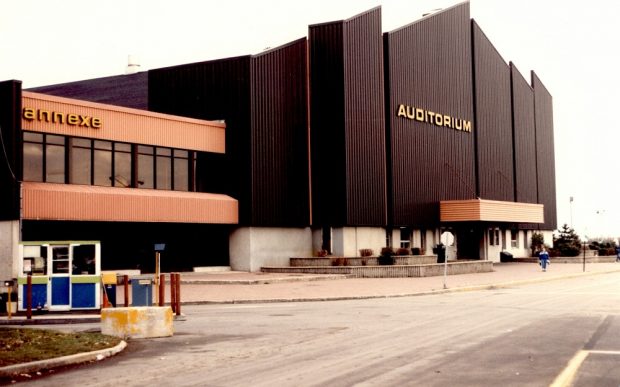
[72,245,96,275]
[22,245,47,275]
[23,132,65,183]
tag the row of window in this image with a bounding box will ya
[23,132,196,191]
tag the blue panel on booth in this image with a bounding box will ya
[51,277,70,306]
[22,284,47,309]
[71,283,96,308]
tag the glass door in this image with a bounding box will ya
[49,245,71,310]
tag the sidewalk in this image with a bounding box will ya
[2,262,619,325]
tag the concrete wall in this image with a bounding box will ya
[332,227,385,257]
[229,227,312,271]
[0,221,19,281]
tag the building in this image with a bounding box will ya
[0,2,556,279]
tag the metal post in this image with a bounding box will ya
[159,274,165,307]
[443,250,448,289]
[175,273,181,316]
[123,275,129,307]
[154,251,160,304]
[170,273,176,313]
[26,275,32,320]
[583,241,586,272]
[7,285,12,320]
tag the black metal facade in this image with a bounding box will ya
[250,38,310,226]
[309,7,387,227]
[0,80,22,220]
[510,63,538,205]
[472,21,514,202]
[149,40,310,227]
[384,3,476,227]
[532,72,557,230]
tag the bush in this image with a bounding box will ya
[359,248,373,257]
[378,247,395,265]
[317,249,328,257]
[411,247,421,255]
[395,247,411,256]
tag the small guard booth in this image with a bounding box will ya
[18,241,101,311]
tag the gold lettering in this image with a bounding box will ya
[79,115,91,127]
[23,108,35,120]
[443,115,451,128]
[435,114,443,126]
[67,114,79,125]
[38,110,51,122]
[53,112,65,124]
[92,118,102,128]
[406,105,415,119]
[415,108,424,121]
[463,121,472,132]
[455,119,462,130]
[397,104,407,118]
[427,111,435,123]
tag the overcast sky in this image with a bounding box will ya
[2,0,619,240]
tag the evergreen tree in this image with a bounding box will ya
[554,224,581,257]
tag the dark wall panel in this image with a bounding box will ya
[250,38,310,226]
[532,72,557,230]
[511,63,538,205]
[0,80,21,220]
[149,57,253,224]
[29,73,148,110]
[309,21,347,226]
[385,3,476,227]
[342,8,387,226]
[472,21,514,201]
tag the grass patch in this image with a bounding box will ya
[0,328,121,367]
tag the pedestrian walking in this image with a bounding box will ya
[615,245,620,262]
[539,247,550,272]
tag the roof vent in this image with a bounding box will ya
[125,55,141,74]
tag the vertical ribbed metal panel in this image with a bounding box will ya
[0,80,22,220]
[310,8,387,227]
[532,71,557,230]
[148,57,253,224]
[472,21,514,201]
[510,63,538,205]
[343,7,387,226]
[309,20,347,226]
[384,2,476,227]
[250,38,310,226]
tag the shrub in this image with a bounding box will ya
[395,247,411,256]
[411,247,421,255]
[359,248,374,257]
[378,247,395,265]
[317,249,328,257]
[380,247,395,256]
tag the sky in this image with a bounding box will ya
[1,0,619,241]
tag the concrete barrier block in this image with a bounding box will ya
[101,306,173,339]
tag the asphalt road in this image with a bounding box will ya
[15,272,620,387]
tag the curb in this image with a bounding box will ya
[0,340,127,377]
[0,317,100,326]
[180,268,620,305]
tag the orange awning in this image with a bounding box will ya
[440,199,543,223]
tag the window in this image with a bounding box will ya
[137,145,154,189]
[511,230,518,248]
[173,150,189,191]
[23,132,44,182]
[489,229,500,246]
[23,132,66,183]
[93,140,112,186]
[72,245,96,275]
[156,147,172,190]
[400,228,411,248]
[71,138,92,185]
[113,143,132,187]
[45,135,65,183]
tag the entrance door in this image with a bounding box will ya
[456,227,483,260]
[49,245,71,310]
